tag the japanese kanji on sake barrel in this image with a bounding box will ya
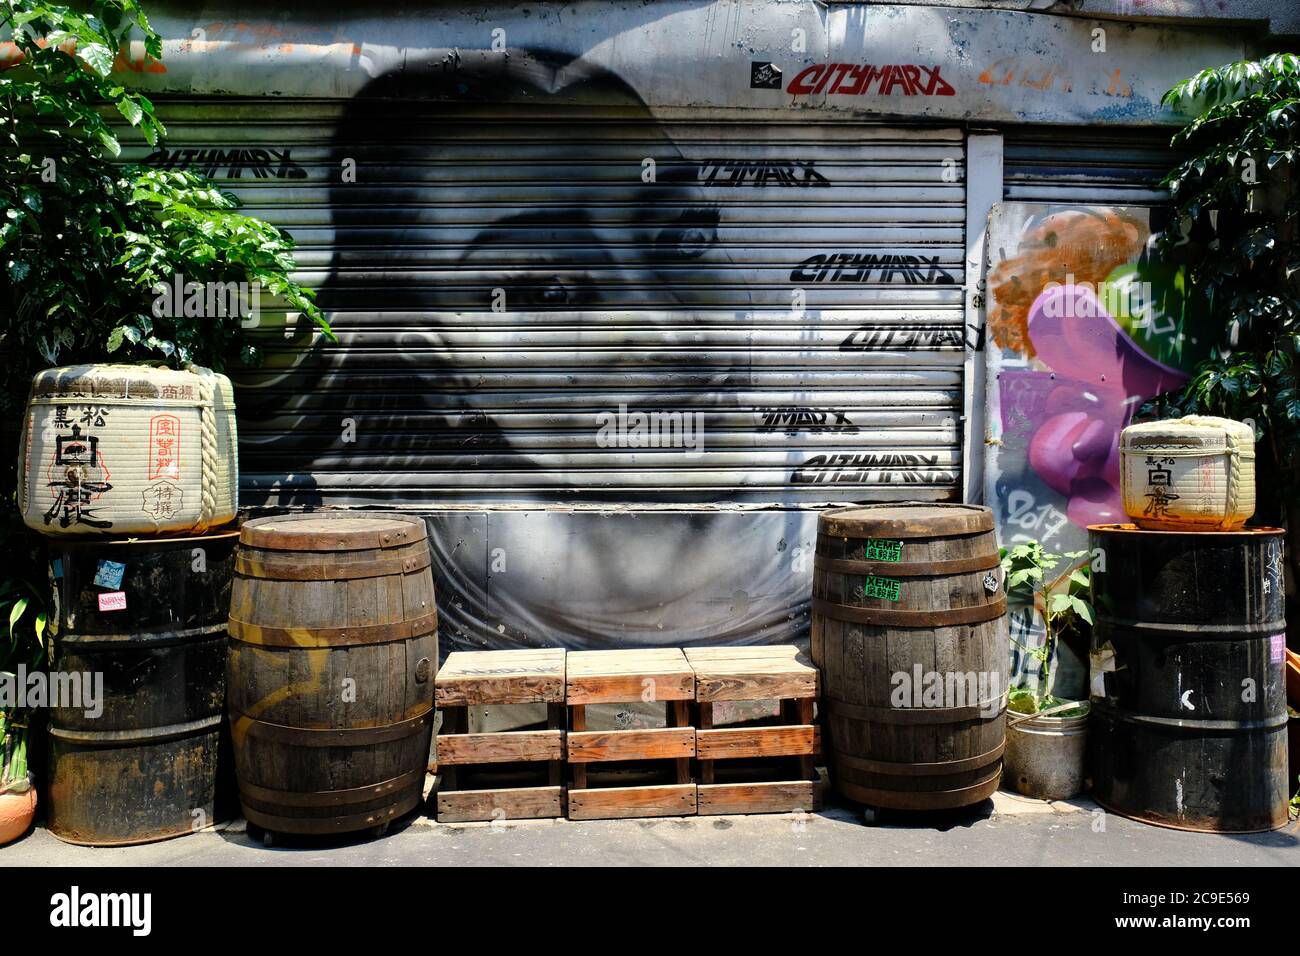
[17,364,238,536]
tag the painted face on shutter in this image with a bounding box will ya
[305,53,750,504]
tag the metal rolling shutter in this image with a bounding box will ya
[1002,126,1182,206]
[131,99,966,507]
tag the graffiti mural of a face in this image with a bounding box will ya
[306,50,746,471]
[278,51,801,647]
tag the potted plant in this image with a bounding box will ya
[0,519,46,846]
[1000,542,1093,801]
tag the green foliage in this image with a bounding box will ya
[0,0,331,423]
[1140,54,1300,509]
[0,506,42,792]
[1001,542,1094,712]
[0,711,28,790]
[0,1,329,787]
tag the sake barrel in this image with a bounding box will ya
[812,504,1009,810]
[227,513,437,836]
[1088,524,1288,832]
[46,531,237,846]
[1119,416,1255,531]
[17,364,238,536]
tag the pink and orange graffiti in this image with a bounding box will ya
[989,209,1199,529]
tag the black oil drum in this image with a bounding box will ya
[1088,524,1289,833]
[46,531,237,845]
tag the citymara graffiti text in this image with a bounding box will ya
[787,63,956,97]
[791,253,956,284]
[755,407,859,435]
[698,159,830,187]
[791,452,954,485]
[144,147,308,180]
[840,327,964,351]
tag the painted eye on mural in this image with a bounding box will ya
[511,273,598,308]
[654,207,720,260]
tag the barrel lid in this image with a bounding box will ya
[819,503,993,538]
[239,513,428,551]
[54,529,240,551]
[1088,522,1283,538]
[1120,415,1254,446]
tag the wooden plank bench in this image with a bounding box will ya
[685,645,821,816]
[434,649,566,823]
[565,648,697,820]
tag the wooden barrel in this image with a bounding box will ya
[47,531,237,846]
[227,514,437,836]
[1088,524,1288,832]
[811,504,1009,810]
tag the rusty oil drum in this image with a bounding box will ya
[46,531,237,846]
[1088,524,1289,832]
[227,514,437,838]
[1086,528,1289,832]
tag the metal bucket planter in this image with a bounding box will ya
[1003,703,1089,801]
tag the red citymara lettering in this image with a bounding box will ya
[787,63,955,96]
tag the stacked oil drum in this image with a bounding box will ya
[18,364,239,845]
[1090,415,1289,832]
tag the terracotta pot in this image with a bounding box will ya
[0,785,37,846]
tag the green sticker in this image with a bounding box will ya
[862,575,901,602]
[863,538,903,562]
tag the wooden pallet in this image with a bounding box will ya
[566,649,697,820]
[685,645,821,816]
[434,649,567,823]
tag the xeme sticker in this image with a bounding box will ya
[97,591,127,613]
[1271,633,1286,664]
[862,575,901,602]
[862,538,903,562]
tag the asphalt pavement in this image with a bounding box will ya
[5,791,1297,867]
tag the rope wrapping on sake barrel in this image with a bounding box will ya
[1222,428,1241,531]
[189,364,219,532]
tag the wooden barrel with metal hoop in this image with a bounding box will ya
[811,504,1008,811]
[227,513,437,837]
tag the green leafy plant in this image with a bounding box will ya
[0,0,329,800]
[1,0,331,420]
[0,506,44,794]
[1139,54,1300,525]
[1001,542,1094,718]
